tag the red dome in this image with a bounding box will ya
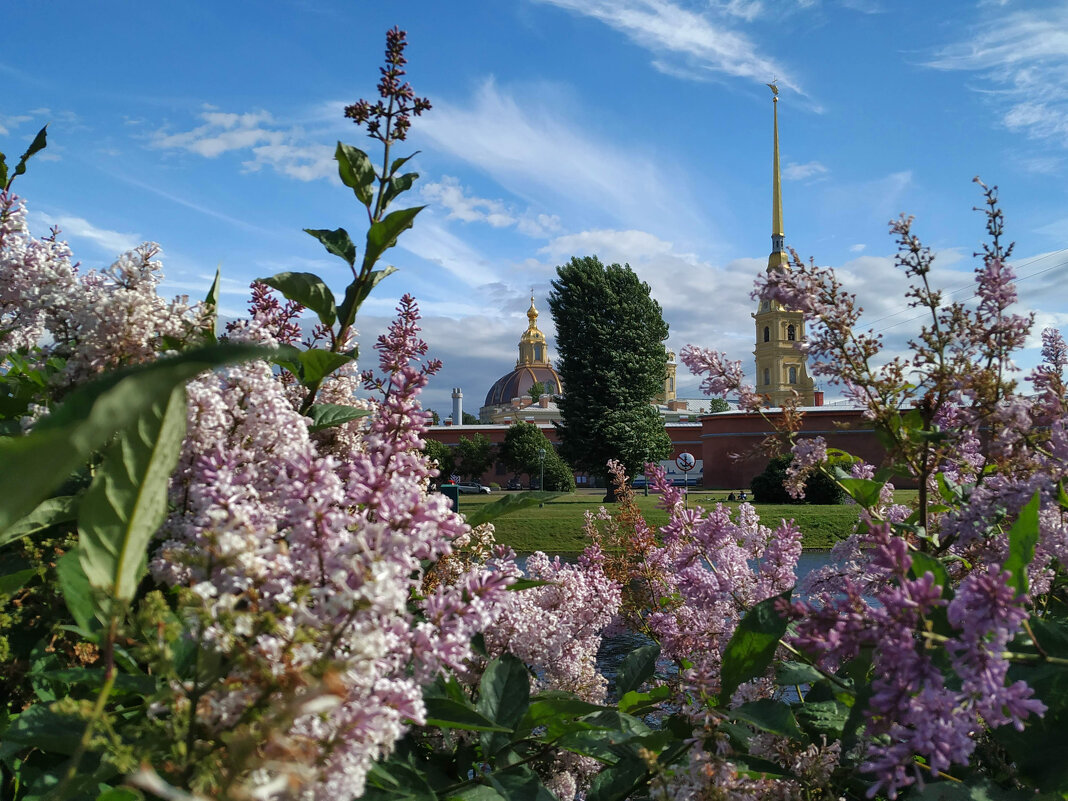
[483,365,562,407]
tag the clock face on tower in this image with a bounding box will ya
[760,300,770,312]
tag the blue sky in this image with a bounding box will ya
[5,1,1068,414]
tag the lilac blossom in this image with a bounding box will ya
[154,295,516,799]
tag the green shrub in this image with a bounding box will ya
[750,454,844,505]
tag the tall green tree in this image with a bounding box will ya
[548,256,671,499]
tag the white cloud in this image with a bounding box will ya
[421,177,516,228]
[535,0,802,92]
[927,7,1068,145]
[152,107,336,181]
[783,160,828,181]
[399,218,502,287]
[539,228,690,264]
[419,177,565,239]
[421,80,704,235]
[849,243,866,253]
[0,114,31,136]
[36,212,142,256]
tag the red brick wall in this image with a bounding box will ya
[423,412,902,490]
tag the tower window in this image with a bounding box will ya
[763,326,770,342]
[763,367,770,385]
[787,325,796,341]
[534,345,543,361]
[789,366,797,384]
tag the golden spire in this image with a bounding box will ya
[768,83,788,272]
[526,291,538,329]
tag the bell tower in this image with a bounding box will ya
[753,85,815,407]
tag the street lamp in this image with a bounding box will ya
[538,447,546,492]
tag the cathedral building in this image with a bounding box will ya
[753,85,816,407]
[478,295,564,424]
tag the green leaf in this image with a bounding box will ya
[617,685,671,716]
[553,730,623,763]
[203,267,221,341]
[0,567,34,596]
[364,761,437,801]
[0,154,7,189]
[505,577,554,591]
[382,172,418,211]
[10,125,48,184]
[292,349,353,387]
[9,498,84,548]
[35,668,156,695]
[487,767,557,801]
[56,550,97,633]
[909,551,950,594]
[362,206,424,273]
[586,755,650,801]
[389,152,419,175]
[257,271,338,327]
[794,699,850,741]
[304,227,357,269]
[720,591,790,702]
[837,477,885,508]
[477,654,530,756]
[0,345,264,536]
[1056,480,1068,512]
[335,142,376,208]
[305,403,370,432]
[518,693,605,736]
[730,699,803,739]
[615,643,660,697]
[464,492,560,528]
[422,697,511,733]
[337,266,397,331]
[0,704,84,762]
[774,661,825,687]
[78,385,187,615]
[477,654,530,731]
[1004,491,1040,596]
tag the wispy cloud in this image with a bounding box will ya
[421,176,561,237]
[152,106,336,181]
[534,0,802,93]
[926,6,1068,145]
[35,212,141,256]
[0,114,31,136]
[783,160,828,181]
[421,79,704,235]
[400,218,502,288]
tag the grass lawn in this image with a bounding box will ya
[453,488,919,554]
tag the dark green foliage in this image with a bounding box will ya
[750,454,845,505]
[548,256,671,490]
[498,423,574,491]
[456,433,495,481]
[527,381,546,402]
[461,411,478,425]
[425,439,455,479]
[705,397,730,413]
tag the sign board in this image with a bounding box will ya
[675,452,696,473]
